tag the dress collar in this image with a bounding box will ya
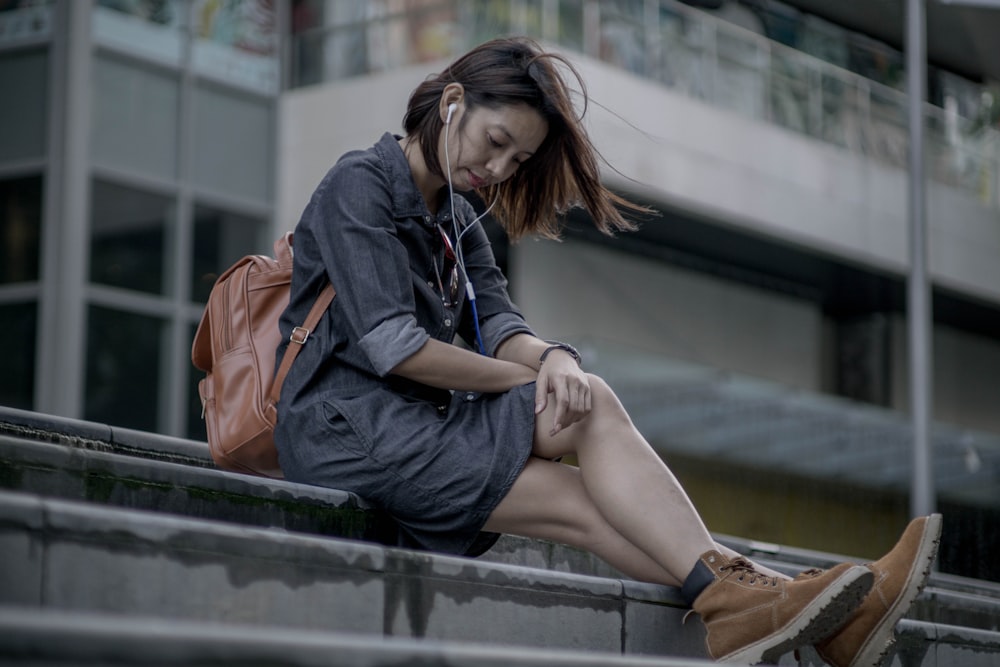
[374,132,455,227]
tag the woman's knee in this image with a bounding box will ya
[583,373,633,432]
[531,373,632,458]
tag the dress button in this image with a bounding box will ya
[427,280,435,287]
[466,393,476,401]
[443,318,452,327]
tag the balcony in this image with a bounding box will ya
[288,0,1000,212]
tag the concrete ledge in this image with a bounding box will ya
[0,434,398,545]
[0,406,212,468]
[886,620,1000,667]
[775,619,1000,666]
[0,489,695,658]
[0,606,716,666]
[5,413,1000,637]
[0,425,638,579]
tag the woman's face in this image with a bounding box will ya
[440,102,548,191]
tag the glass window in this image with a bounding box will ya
[557,0,585,52]
[92,54,180,180]
[467,0,515,48]
[96,0,180,26]
[84,304,163,432]
[192,0,279,94]
[0,1,53,44]
[0,49,48,162]
[289,0,325,86]
[192,83,273,202]
[0,175,42,284]
[317,0,374,81]
[0,301,37,410]
[89,180,173,296]
[191,204,267,303]
[92,0,183,65]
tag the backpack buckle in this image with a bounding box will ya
[290,327,311,345]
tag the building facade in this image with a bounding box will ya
[1,0,279,438]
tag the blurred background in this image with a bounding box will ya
[1,0,998,580]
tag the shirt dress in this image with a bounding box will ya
[274,132,538,556]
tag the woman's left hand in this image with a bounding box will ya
[534,352,591,437]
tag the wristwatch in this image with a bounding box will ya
[539,340,582,366]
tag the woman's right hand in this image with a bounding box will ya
[534,350,592,436]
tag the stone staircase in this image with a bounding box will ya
[1,405,998,666]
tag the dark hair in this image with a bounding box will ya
[402,37,644,241]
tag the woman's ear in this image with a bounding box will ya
[439,82,465,124]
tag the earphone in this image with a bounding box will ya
[440,97,496,355]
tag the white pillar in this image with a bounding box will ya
[36,0,93,419]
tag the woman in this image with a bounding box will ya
[275,37,940,666]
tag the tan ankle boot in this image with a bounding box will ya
[690,551,873,664]
[807,514,943,667]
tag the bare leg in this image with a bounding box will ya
[488,374,791,584]
[484,456,683,585]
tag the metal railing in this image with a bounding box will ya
[288,0,1000,211]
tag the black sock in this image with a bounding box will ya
[680,558,716,606]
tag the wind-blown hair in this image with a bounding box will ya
[402,37,643,241]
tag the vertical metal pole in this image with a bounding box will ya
[906,0,935,518]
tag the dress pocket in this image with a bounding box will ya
[321,397,373,456]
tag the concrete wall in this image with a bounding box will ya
[890,315,1000,435]
[512,238,825,391]
[277,63,434,231]
[516,238,1000,434]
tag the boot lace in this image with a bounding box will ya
[681,556,781,625]
[720,557,780,587]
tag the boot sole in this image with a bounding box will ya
[843,513,943,667]
[720,565,874,665]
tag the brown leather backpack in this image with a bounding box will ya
[191,232,335,478]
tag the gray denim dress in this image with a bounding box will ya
[274,133,537,556]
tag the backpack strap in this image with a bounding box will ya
[269,282,336,406]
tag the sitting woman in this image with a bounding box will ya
[275,37,941,666]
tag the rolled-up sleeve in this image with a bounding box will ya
[359,313,429,376]
[479,312,534,358]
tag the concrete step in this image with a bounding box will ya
[787,620,1000,667]
[0,432,400,546]
[3,608,997,667]
[4,414,999,635]
[0,405,628,576]
[4,487,999,667]
[4,406,1000,665]
[0,606,713,667]
[0,405,213,468]
[0,488,706,660]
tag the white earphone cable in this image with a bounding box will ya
[443,104,488,354]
